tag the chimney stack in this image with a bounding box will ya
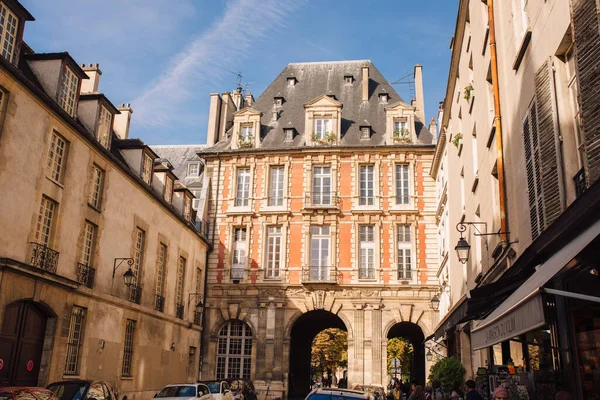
[414,64,425,122]
[207,93,222,146]
[80,63,102,93]
[245,93,254,107]
[114,103,133,140]
[428,117,437,137]
[362,64,369,102]
[232,88,243,111]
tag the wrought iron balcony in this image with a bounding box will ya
[30,242,59,274]
[193,311,202,326]
[77,263,95,288]
[176,303,184,319]
[304,192,339,207]
[574,167,587,198]
[398,268,413,281]
[155,295,165,312]
[301,265,339,284]
[127,284,142,304]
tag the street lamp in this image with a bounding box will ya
[430,295,440,311]
[455,237,471,264]
[455,221,509,264]
[113,258,135,287]
[188,293,204,312]
[426,349,433,362]
[123,268,135,287]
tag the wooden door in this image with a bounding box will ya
[0,302,47,386]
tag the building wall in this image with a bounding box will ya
[201,147,439,398]
[0,66,208,398]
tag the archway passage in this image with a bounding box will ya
[0,301,49,386]
[387,322,425,387]
[289,310,347,398]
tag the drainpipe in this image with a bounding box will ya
[488,0,509,244]
[199,152,221,380]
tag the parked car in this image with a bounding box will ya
[0,388,58,400]
[154,384,213,400]
[47,380,117,400]
[197,381,233,400]
[305,388,369,400]
[352,385,385,400]
[224,379,257,400]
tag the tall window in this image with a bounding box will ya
[192,190,202,210]
[265,226,282,279]
[0,3,18,62]
[35,196,56,245]
[269,166,285,206]
[523,102,544,240]
[155,243,167,311]
[59,66,79,117]
[64,306,86,375]
[310,226,330,281]
[314,119,332,140]
[393,120,408,137]
[312,166,332,205]
[231,228,246,280]
[395,164,410,205]
[129,228,145,302]
[397,225,412,280]
[89,165,104,209]
[176,256,186,317]
[80,221,96,267]
[141,153,153,184]
[216,320,252,380]
[240,125,253,142]
[359,165,375,206]
[235,168,251,207]
[47,132,68,183]
[565,46,585,168]
[511,0,528,48]
[122,319,136,377]
[184,196,192,221]
[97,106,112,148]
[164,178,174,204]
[359,225,375,279]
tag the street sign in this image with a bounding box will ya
[391,358,401,368]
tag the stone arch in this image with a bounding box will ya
[385,321,427,386]
[284,307,353,340]
[214,319,255,379]
[210,315,257,339]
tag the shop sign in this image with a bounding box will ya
[471,293,545,350]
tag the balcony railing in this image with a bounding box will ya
[76,263,95,288]
[176,303,184,319]
[398,268,413,281]
[231,267,245,280]
[305,192,339,207]
[155,295,165,312]
[193,311,202,326]
[268,196,285,207]
[574,167,587,198]
[30,242,60,274]
[301,265,339,284]
[127,284,142,304]
[358,268,375,280]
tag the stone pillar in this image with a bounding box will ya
[256,305,268,378]
[352,304,365,386]
[371,305,383,386]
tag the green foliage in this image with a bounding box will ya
[238,132,254,148]
[428,357,465,393]
[387,338,413,380]
[464,84,474,102]
[393,129,411,144]
[312,131,336,145]
[452,133,463,148]
[311,328,348,375]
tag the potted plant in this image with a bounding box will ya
[464,83,474,102]
[452,133,463,148]
[312,131,336,145]
[238,132,254,148]
[428,357,465,395]
[393,128,411,144]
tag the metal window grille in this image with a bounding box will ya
[235,169,251,207]
[122,320,136,377]
[312,167,332,205]
[359,225,375,279]
[97,106,112,148]
[359,165,375,206]
[47,133,67,182]
[0,4,18,62]
[59,66,78,116]
[397,225,412,280]
[128,228,144,302]
[395,164,410,205]
[268,167,284,206]
[265,226,282,279]
[64,306,86,375]
[216,320,252,380]
[89,165,104,209]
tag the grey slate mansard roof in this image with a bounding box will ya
[152,144,208,188]
[210,60,433,151]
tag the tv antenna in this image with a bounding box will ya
[391,72,415,101]
[221,66,245,91]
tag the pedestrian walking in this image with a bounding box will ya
[491,387,508,400]
[408,385,425,400]
[465,380,483,400]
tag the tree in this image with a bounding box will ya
[428,357,465,394]
[311,328,348,376]
[387,337,413,380]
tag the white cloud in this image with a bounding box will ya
[133,0,304,127]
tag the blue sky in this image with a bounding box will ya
[21,0,458,145]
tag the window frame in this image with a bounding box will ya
[58,65,79,117]
[268,165,285,207]
[358,225,376,280]
[314,118,332,140]
[358,164,375,206]
[64,306,86,375]
[89,164,104,210]
[131,227,145,290]
[309,225,331,281]
[396,224,413,281]
[216,320,253,380]
[164,177,174,204]
[141,153,153,185]
[155,243,167,298]
[97,105,112,149]
[0,3,19,63]
[188,163,200,176]
[47,131,69,184]
[231,227,248,280]
[240,124,253,142]
[122,319,136,377]
[311,165,332,206]
[264,226,283,280]
[80,220,97,267]
[234,168,251,208]
[176,256,186,311]
[394,163,411,207]
[35,196,57,246]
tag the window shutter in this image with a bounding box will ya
[534,60,565,229]
[523,105,544,240]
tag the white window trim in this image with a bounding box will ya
[263,225,285,280]
[307,225,333,281]
[310,165,333,206]
[263,165,288,211]
[188,162,200,176]
[230,166,253,212]
[59,66,79,117]
[354,162,380,210]
[357,224,378,281]
[35,196,57,246]
[230,226,249,281]
[89,164,104,210]
[314,118,333,140]
[389,162,414,211]
[47,132,68,184]
[0,3,19,63]
[395,224,415,283]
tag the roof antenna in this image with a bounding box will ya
[221,66,254,98]
[391,72,415,102]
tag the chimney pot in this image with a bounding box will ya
[414,64,425,122]
[362,64,369,102]
[80,63,102,93]
[114,104,133,140]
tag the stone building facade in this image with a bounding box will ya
[193,61,441,399]
[434,0,600,397]
[0,1,209,397]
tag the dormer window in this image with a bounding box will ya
[184,196,192,221]
[164,177,174,204]
[188,163,200,176]
[284,128,294,142]
[379,93,389,103]
[314,119,332,140]
[59,66,79,117]
[287,77,297,86]
[141,153,153,184]
[240,125,253,142]
[0,3,18,62]
[361,126,371,139]
[274,97,283,106]
[97,105,112,148]
[344,75,354,84]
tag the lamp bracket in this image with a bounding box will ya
[113,257,134,279]
[456,221,509,238]
[188,292,204,308]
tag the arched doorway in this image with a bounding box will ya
[216,320,253,379]
[0,301,50,386]
[387,322,425,386]
[288,310,347,398]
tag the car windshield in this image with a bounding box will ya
[156,387,196,398]
[48,382,89,400]
[203,384,220,394]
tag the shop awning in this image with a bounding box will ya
[470,218,600,351]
